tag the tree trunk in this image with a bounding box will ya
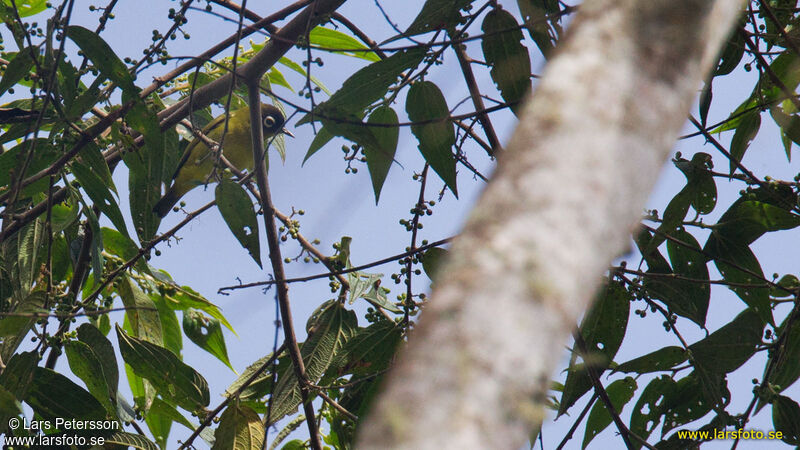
[357,0,744,448]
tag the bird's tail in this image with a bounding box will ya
[153,188,181,218]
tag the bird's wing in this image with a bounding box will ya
[171,111,230,180]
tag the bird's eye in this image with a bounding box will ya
[263,116,276,128]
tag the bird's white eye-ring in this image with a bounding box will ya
[263,116,276,128]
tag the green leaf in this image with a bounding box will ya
[0,47,35,96]
[309,26,380,62]
[0,290,45,339]
[322,111,385,160]
[361,280,400,313]
[213,404,265,450]
[645,186,692,253]
[64,340,117,416]
[268,301,357,424]
[631,372,720,442]
[0,352,32,433]
[0,386,22,435]
[516,0,561,58]
[66,77,104,120]
[266,67,293,91]
[72,159,130,239]
[300,48,425,126]
[0,139,61,197]
[674,152,717,215]
[101,227,148,273]
[226,351,284,400]
[634,229,670,274]
[763,3,797,48]
[76,141,115,191]
[333,377,384,442]
[578,280,629,367]
[116,277,163,345]
[123,336,155,415]
[481,8,531,115]
[66,25,136,93]
[665,372,726,436]
[278,56,331,95]
[303,126,334,163]
[714,20,745,76]
[364,106,399,203]
[710,95,759,134]
[25,367,111,425]
[346,269,401,313]
[704,233,772,325]
[559,281,629,416]
[149,395,196,432]
[615,346,687,374]
[665,228,710,326]
[699,81,712,127]
[162,284,234,333]
[769,105,800,161]
[123,97,164,242]
[0,0,47,18]
[104,431,160,450]
[713,200,800,246]
[114,384,138,425]
[404,0,472,37]
[50,195,81,234]
[146,397,195,448]
[152,294,182,357]
[630,375,677,447]
[773,395,800,445]
[421,247,449,283]
[76,323,119,404]
[689,308,763,374]
[116,325,210,412]
[15,217,47,293]
[162,126,184,186]
[728,109,760,176]
[557,363,592,418]
[745,183,798,210]
[81,214,105,295]
[582,377,637,449]
[0,351,36,433]
[335,320,402,377]
[215,180,261,268]
[298,49,425,170]
[183,309,234,371]
[280,439,307,450]
[56,55,79,112]
[49,234,71,284]
[761,51,800,104]
[406,81,458,196]
[271,415,308,449]
[0,293,45,362]
[772,274,800,298]
[767,315,800,394]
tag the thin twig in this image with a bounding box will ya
[179,344,287,449]
[451,29,502,155]
[218,237,452,293]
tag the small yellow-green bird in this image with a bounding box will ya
[154,104,291,217]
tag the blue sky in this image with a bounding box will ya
[5,1,800,448]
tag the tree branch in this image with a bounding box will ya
[247,83,322,449]
[357,1,745,447]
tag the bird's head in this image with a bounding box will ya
[260,104,293,138]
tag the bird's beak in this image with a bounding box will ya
[282,128,294,138]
